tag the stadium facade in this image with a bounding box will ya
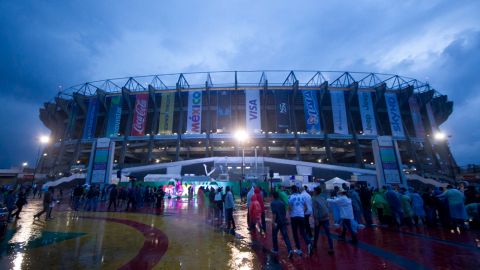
[38,71,456,183]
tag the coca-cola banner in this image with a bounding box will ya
[158,92,175,134]
[302,90,321,134]
[357,91,377,136]
[186,91,202,134]
[245,89,262,133]
[385,92,405,138]
[82,98,98,140]
[330,90,349,135]
[131,93,149,136]
[408,96,426,138]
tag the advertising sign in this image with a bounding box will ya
[217,90,231,132]
[131,93,149,136]
[408,96,426,138]
[426,102,437,132]
[159,92,175,134]
[385,93,405,137]
[89,138,114,184]
[274,90,291,132]
[377,136,401,184]
[245,89,262,133]
[105,96,122,137]
[82,98,98,140]
[330,90,349,135]
[357,91,377,136]
[186,91,203,134]
[301,90,321,134]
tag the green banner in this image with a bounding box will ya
[158,92,175,134]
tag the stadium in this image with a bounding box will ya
[38,70,456,187]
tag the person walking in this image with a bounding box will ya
[34,187,54,220]
[246,186,255,230]
[11,189,27,219]
[5,190,16,222]
[409,188,426,226]
[254,187,267,233]
[327,188,358,243]
[107,185,118,211]
[439,185,468,229]
[249,195,263,233]
[288,185,313,256]
[302,186,313,239]
[312,187,334,255]
[385,186,403,227]
[270,191,294,259]
[224,186,236,234]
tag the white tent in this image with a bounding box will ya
[324,177,350,190]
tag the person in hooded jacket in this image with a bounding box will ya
[249,195,262,233]
[312,187,334,254]
[254,187,266,233]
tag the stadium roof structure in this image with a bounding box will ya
[56,70,443,98]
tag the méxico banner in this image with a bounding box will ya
[245,89,262,133]
[217,90,231,132]
[186,91,202,134]
[357,91,377,136]
[131,93,149,136]
[426,102,437,132]
[330,90,349,135]
[385,92,405,138]
[274,90,291,132]
[159,92,175,134]
[408,96,426,138]
[82,98,98,140]
[66,103,77,138]
[302,90,321,134]
[105,96,122,137]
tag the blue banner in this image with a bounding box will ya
[275,90,291,132]
[357,91,377,136]
[384,93,405,138]
[66,102,77,138]
[216,91,231,132]
[105,96,122,137]
[330,90,349,135]
[82,98,98,140]
[408,96,425,138]
[302,90,321,134]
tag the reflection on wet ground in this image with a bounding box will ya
[0,197,479,269]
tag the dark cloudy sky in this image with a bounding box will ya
[1,0,479,168]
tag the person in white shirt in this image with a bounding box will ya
[327,189,358,243]
[289,185,313,256]
[302,186,313,239]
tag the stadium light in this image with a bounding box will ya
[433,132,447,141]
[22,162,28,167]
[39,135,50,144]
[234,129,249,143]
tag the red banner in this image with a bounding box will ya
[131,93,149,136]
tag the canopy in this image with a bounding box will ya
[324,177,350,190]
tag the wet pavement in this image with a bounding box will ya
[1,197,479,269]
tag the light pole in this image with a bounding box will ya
[234,130,249,199]
[433,132,456,185]
[32,135,50,186]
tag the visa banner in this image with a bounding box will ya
[330,90,349,135]
[408,96,426,138]
[131,93,149,136]
[385,92,405,138]
[105,95,122,137]
[274,90,291,132]
[357,91,377,136]
[82,98,98,140]
[159,92,175,134]
[186,91,202,134]
[302,90,321,134]
[245,89,262,133]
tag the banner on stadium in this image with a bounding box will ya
[426,102,438,132]
[105,96,122,137]
[385,92,405,138]
[302,90,321,134]
[217,91,231,132]
[377,136,402,184]
[186,91,203,134]
[66,103,77,138]
[88,138,115,184]
[274,90,291,132]
[357,91,377,136]
[159,92,175,135]
[408,96,426,138]
[131,93,149,136]
[82,98,99,140]
[245,90,262,133]
[330,90,349,135]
